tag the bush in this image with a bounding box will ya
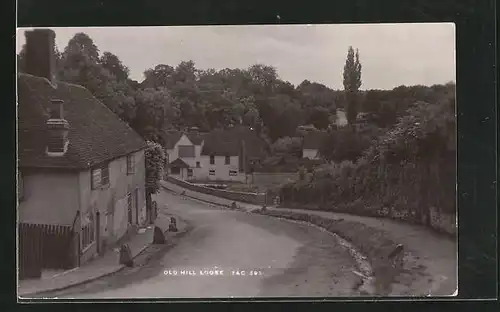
[281,89,456,230]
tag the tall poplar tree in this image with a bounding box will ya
[343,46,362,125]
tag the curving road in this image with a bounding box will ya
[48,189,361,299]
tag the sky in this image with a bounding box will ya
[16,23,455,90]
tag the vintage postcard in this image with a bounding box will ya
[16,24,457,299]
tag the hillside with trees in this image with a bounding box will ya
[17,32,456,232]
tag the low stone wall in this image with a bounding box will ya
[254,209,405,296]
[165,176,266,205]
[281,200,457,237]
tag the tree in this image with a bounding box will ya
[142,64,176,89]
[319,127,370,163]
[64,33,100,63]
[343,46,362,125]
[271,137,303,157]
[307,106,331,130]
[145,141,166,223]
[59,33,137,123]
[133,88,179,140]
[100,51,130,82]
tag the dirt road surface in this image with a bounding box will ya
[44,189,361,299]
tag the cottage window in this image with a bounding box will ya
[101,163,110,187]
[225,156,230,165]
[91,163,110,189]
[209,169,215,176]
[210,155,215,165]
[229,170,238,176]
[196,161,200,168]
[127,155,135,175]
[187,168,193,177]
[91,168,101,190]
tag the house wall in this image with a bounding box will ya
[198,155,245,182]
[78,149,146,263]
[303,148,319,160]
[18,171,80,226]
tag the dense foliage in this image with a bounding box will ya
[282,83,456,227]
[145,141,166,195]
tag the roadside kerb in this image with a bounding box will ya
[19,214,189,298]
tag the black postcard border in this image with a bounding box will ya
[6,0,498,308]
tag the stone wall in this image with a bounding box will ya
[166,176,266,205]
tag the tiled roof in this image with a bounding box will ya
[187,133,204,145]
[169,158,190,168]
[160,130,204,149]
[303,131,328,149]
[201,126,268,158]
[18,73,147,170]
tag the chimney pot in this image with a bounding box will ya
[24,29,57,85]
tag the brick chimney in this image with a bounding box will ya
[24,29,57,85]
[46,99,70,156]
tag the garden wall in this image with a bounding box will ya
[165,176,266,205]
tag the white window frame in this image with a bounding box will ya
[91,168,102,190]
[229,170,238,176]
[91,162,110,190]
[209,169,215,176]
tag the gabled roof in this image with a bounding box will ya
[303,131,328,150]
[187,132,204,145]
[178,145,195,158]
[160,130,205,149]
[18,73,147,170]
[169,158,190,168]
[201,126,268,158]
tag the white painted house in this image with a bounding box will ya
[18,29,148,268]
[161,126,267,182]
[162,131,204,181]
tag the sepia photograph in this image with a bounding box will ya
[16,23,457,300]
